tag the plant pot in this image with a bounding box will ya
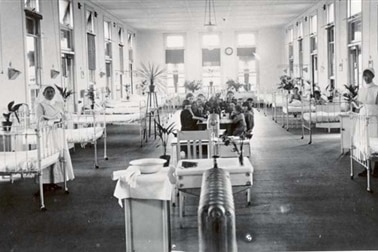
[160,155,170,167]
[2,121,12,131]
[149,85,155,93]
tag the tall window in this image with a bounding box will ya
[25,8,42,107]
[127,32,134,94]
[236,33,257,91]
[86,9,96,84]
[24,0,39,12]
[104,20,113,97]
[310,14,318,89]
[326,3,335,89]
[202,34,221,92]
[297,21,303,78]
[59,0,75,112]
[347,0,362,87]
[288,28,294,77]
[165,34,185,94]
[118,26,126,98]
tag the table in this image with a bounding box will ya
[176,157,253,200]
[175,157,253,227]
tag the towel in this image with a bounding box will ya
[113,166,141,207]
[112,167,172,208]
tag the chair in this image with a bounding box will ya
[176,130,212,161]
[175,130,212,227]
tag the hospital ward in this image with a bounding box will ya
[2,0,378,251]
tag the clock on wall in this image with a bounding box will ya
[225,47,233,55]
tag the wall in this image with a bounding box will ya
[0,0,135,113]
[284,0,378,93]
[135,27,285,94]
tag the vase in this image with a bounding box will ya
[160,154,170,167]
[149,85,155,93]
[2,121,12,131]
[238,153,244,166]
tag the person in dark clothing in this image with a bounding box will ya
[242,101,254,133]
[230,105,246,136]
[180,99,206,131]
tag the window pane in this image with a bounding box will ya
[202,34,219,47]
[310,15,317,33]
[166,35,184,48]
[349,0,361,17]
[237,33,255,46]
[59,0,72,26]
[60,29,72,50]
[349,20,362,42]
[26,36,37,85]
[289,28,294,42]
[25,0,39,11]
[86,10,94,33]
[327,3,334,24]
[104,21,111,40]
[297,22,303,38]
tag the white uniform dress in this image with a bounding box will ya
[354,82,378,160]
[36,99,75,184]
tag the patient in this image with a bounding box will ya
[289,87,301,104]
[314,90,327,105]
[180,99,206,131]
[35,85,75,192]
[230,105,246,136]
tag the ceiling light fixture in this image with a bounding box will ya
[204,0,217,32]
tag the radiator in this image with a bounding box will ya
[198,162,237,252]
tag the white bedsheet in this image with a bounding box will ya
[0,150,60,173]
[71,113,141,124]
[66,127,104,143]
[302,112,341,123]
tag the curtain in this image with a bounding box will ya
[87,33,96,70]
[202,48,220,66]
[166,49,184,64]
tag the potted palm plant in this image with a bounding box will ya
[184,80,202,93]
[86,85,96,109]
[155,119,175,167]
[55,84,74,102]
[138,62,166,93]
[2,101,25,131]
[226,79,244,92]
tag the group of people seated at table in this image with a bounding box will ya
[180,91,254,136]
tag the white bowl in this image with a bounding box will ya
[129,158,166,174]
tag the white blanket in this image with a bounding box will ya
[66,127,104,143]
[71,113,141,125]
[0,150,60,173]
[302,112,341,123]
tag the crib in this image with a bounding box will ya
[68,109,106,169]
[301,100,343,144]
[350,113,378,192]
[281,92,314,130]
[272,90,286,122]
[0,119,68,210]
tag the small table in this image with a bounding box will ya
[113,167,172,252]
[176,157,253,198]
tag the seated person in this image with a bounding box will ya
[289,87,301,104]
[180,99,206,131]
[185,93,195,103]
[229,105,246,136]
[242,101,254,133]
[314,90,327,105]
[191,101,204,117]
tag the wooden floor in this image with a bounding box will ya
[1,109,378,251]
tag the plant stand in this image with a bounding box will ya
[145,91,160,141]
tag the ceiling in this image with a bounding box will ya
[90,0,319,32]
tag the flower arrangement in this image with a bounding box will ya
[184,80,202,93]
[86,85,96,109]
[277,75,294,91]
[226,79,244,92]
[2,101,25,131]
[342,84,358,103]
[155,119,175,166]
[55,84,73,102]
[221,131,253,165]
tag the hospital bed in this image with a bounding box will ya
[0,119,68,210]
[350,113,378,192]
